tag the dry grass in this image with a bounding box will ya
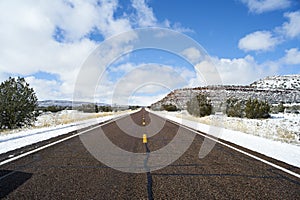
[0,110,132,135]
[36,110,130,127]
[175,112,299,145]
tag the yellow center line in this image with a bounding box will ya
[143,134,147,143]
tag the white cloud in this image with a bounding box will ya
[280,11,300,38]
[47,0,100,41]
[95,0,133,38]
[110,63,137,73]
[131,0,157,27]
[196,55,278,85]
[238,10,300,53]
[115,64,187,92]
[25,76,62,100]
[130,0,192,34]
[238,31,279,52]
[0,0,115,101]
[283,48,300,65]
[181,47,202,64]
[241,0,291,14]
[0,0,192,104]
[128,93,167,106]
[95,63,191,105]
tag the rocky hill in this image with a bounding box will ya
[250,75,300,90]
[150,74,300,110]
[38,100,105,107]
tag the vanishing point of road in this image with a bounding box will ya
[0,108,299,199]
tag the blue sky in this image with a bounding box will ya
[0,0,300,105]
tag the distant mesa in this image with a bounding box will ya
[250,75,300,90]
[38,100,108,108]
[151,74,300,110]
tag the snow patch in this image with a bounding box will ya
[151,110,300,168]
[0,110,135,154]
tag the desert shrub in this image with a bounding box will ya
[271,102,285,114]
[226,98,243,118]
[76,104,98,113]
[161,104,178,111]
[186,94,212,117]
[98,105,113,112]
[245,98,270,119]
[39,105,70,112]
[128,105,140,110]
[278,102,285,113]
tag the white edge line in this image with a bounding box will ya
[0,113,131,167]
[149,111,300,179]
[3,110,299,180]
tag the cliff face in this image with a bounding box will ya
[150,75,300,110]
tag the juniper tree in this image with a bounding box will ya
[245,98,270,119]
[0,77,38,129]
[226,98,243,118]
[161,104,178,111]
[187,94,212,117]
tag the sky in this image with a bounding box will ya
[0,0,300,106]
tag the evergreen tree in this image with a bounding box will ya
[278,102,285,113]
[186,94,212,117]
[245,98,270,119]
[161,104,178,111]
[0,77,38,129]
[226,98,243,118]
[95,104,99,113]
[98,105,112,112]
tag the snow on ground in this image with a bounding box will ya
[1,108,300,168]
[177,111,300,145]
[150,110,300,168]
[0,110,135,155]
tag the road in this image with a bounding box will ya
[0,109,300,199]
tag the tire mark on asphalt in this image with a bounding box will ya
[268,168,300,186]
[0,153,42,181]
[144,143,153,200]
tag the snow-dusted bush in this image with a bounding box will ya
[226,98,243,118]
[245,98,270,119]
[161,104,179,112]
[186,94,212,117]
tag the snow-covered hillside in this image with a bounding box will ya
[151,110,300,168]
[151,74,300,110]
[38,100,108,107]
[1,110,128,136]
[175,111,300,145]
[251,74,300,90]
[0,110,135,154]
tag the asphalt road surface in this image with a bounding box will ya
[0,108,300,199]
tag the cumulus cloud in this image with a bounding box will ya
[238,31,280,52]
[25,76,62,100]
[95,0,133,38]
[196,55,278,85]
[283,48,300,65]
[110,63,137,73]
[131,0,192,33]
[114,64,187,93]
[280,11,300,38]
[241,0,291,14]
[131,0,157,27]
[181,47,202,64]
[98,63,190,105]
[0,0,191,103]
[129,94,166,107]
[0,0,124,100]
[238,10,300,52]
